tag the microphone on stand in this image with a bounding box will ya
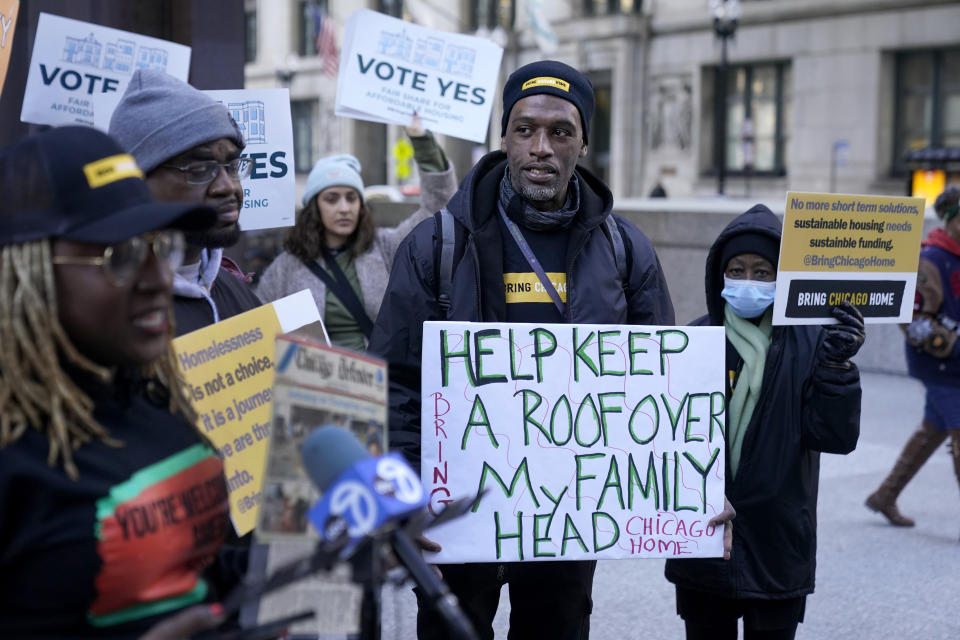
[300,426,478,640]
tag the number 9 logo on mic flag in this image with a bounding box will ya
[376,457,423,505]
[328,480,378,538]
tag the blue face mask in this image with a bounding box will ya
[721,276,776,318]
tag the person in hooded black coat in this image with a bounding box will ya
[664,204,864,640]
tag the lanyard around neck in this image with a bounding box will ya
[497,201,565,317]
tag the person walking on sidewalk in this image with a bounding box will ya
[866,186,960,528]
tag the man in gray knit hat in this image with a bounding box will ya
[109,69,261,335]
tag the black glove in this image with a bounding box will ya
[821,300,865,364]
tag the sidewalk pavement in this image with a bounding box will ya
[378,371,960,639]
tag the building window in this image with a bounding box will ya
[582,70,611,185]
[244,2,257,64]
[584,0,641,15]
[291,100,316,173]
[378,0,403,18]
[893,48,960,170]
[298,0,329,57]
[470,0,515,31]
[711,61,790,175]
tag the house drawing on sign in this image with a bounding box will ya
[63,33,102,68]
[442,45,476,78]
[136,46,169,72]
[103,38,136,73]
[413,37,443,69]
[227,101,266,144]
[377,29,412,62]
[61,32,169,74]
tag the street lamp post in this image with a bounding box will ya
[712,0,739,196]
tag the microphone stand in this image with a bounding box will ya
[349,495,484,640]
[217,496,483,640]
[349,537,383,640]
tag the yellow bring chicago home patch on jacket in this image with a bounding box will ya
[521,76,570,92]
[83,154,143,188]
[503,272,567,303]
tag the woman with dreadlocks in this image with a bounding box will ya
[0,126,232,639]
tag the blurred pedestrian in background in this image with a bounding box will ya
[866,185,960,531]
[254,114,457,351]
[665,204,864,640]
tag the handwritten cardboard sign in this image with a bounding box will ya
[21,12,190,129]
[421,321,727,563]
[773,191,926,325]
[335,9,503,143]
[0,1,19,99]
[173,290,320,535]
[205,88,296,231]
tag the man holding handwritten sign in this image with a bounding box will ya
[371,60,729,640]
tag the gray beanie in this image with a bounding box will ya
[108,70,245,173]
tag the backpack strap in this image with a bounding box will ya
[436,207,456,318]
[602,215,629,288]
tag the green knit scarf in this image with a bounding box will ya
[724,304,773,476]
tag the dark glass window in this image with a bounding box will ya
[298,0,329,57]
[291,100,316,173]
[711,61,790,175]
[584,0,641,16]
[470,0,515,31]
[893,48,960,171]
[378,0,403,18]
[582,70,611,185]
[244,7,257,63]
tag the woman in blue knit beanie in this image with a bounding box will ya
[255,115,458,351]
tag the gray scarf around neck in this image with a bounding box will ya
[499,168,580,231]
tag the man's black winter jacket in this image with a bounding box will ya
[369,151,675,468]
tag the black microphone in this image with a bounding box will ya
[300,426,478,640]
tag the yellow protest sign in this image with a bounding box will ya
[173,290,320,535]
[773,191,926,325]
[0,1,19,99]
[392,137,413,180]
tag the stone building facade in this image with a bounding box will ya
[243,0,960,202]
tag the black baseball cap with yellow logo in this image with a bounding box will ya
[500,60,595,143]
[0,126,215,247]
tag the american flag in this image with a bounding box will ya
[313,7,339,77]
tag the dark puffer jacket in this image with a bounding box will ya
[368,151,675,468]
[664,204,861,599]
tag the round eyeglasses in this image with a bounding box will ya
[159,157,253,185]
[52,230,186,287]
